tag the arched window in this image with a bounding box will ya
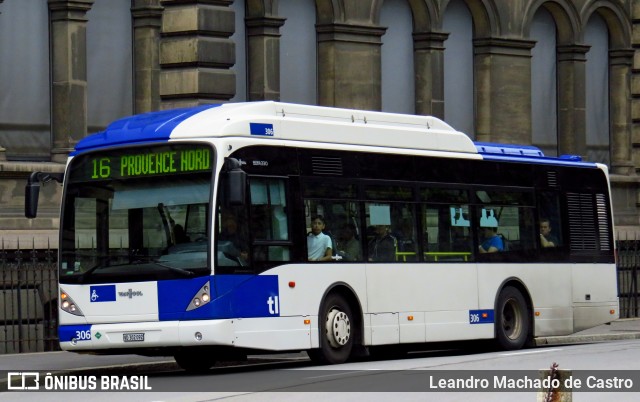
[87,0,133,131]
[0,2,49,160]
[585,13,610,166]
[531,8,558,156]
[280,0,316,104]
[380,0,414,114]
[443,0,474,138]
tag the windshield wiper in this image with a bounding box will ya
[149,261,195,277]
[73,256,122,281]
[76,259,195,282]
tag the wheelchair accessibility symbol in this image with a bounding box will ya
[91,289,99,302]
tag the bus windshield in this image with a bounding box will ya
[59,144,214,284]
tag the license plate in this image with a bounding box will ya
[123,333,145,342]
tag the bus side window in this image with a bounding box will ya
[304,199,363,262]
[391,204,417,262]
[423,204,472,261]
[537,192,562,249]
[249,178,291,262]
[421,187,473,262]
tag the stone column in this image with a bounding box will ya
[160,0,236,109]
[317,23,386,110]
[556,45,589,157]
[474,38,535,144]
[0,2,4,159]
[413,32,448,118]
[246,16,286,101]
[610,48,635,176]
[48,0,94,163]
[132,0,163,113]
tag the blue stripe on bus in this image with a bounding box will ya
[157,275,280,321]
[469,309,494,324]
[59,324,92,342]
[475,142,596,167]
[72,104,220,154]
[479,154,596,167]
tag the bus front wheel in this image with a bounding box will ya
[495,286,530,350]
[309,293,354,364]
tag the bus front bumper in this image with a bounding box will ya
[59,316,313,352]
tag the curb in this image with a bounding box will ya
[536,332,640,346]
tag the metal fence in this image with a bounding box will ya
[617,240,639,318]
[0,243,58,354]
[1,240,639,354]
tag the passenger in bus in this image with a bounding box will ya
[337,223,362,261]
[368,225,397,262]
[540,218,558,248]
[219,214,249,264]
[307,215,333,262]
[478,226,504,253]
[393,219,416,253]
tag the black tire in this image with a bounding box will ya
[495,286,530,350]
[174,349,216,372]
[309,293,354,364]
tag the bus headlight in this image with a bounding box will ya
[186,281,211,311]
[60,289,84,316]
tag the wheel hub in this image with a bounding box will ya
[325,307,351,348]
[502,298,522,340]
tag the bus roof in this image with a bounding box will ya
[73,102,476,155]
[74,102,596,168]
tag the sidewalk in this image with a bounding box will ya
[535,317,640,346]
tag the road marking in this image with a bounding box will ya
[501,349,562,356]
[305,371,364,379]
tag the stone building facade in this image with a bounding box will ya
[0,0,638,247]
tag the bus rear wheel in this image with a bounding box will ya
[495,286,530,350]
[309,293,354,364]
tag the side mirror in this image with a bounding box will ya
[224,158,246,206]
[25,178,41,219]
[25,172,64,219]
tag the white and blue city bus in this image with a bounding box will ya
[25,102,618,371]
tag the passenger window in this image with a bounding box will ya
[304,199,362,262]
[423,205,473,261]
[248,178,291,262]
[365,203,417,262]
[474,190,536,257]
[421,187,473,262]
[537,192,562,249]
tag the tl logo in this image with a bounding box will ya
[267,296,279,315]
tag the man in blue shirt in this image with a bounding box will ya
[479,227,504,253]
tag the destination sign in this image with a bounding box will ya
[71,144,213,181]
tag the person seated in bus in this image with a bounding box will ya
[337,223,362,261]
[368,225,397,262]
[392,219,416,253]
[307,215,333,262]
[219,214,249,264]
[539,218,558,248]
[478,226,504,253]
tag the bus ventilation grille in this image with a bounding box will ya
[546,171,558,188]
[311,156,343,176]
[567,192,611,251]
